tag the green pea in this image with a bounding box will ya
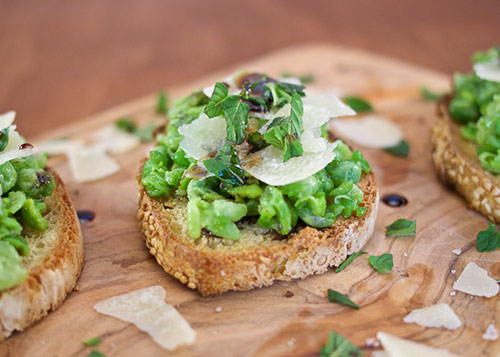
[20,198,48,231]
[258,186,296,235]
[280,176,319,199]
[165,168,185,187]
[0,215,23,239]
[2,236,29,257]
[212,200,247,222]
[3,191,27,214]
[186,197,203,238]
[173,149,190,168]
[331,161,362,186]
[13,169,55,199]
[0,240,27,290]
[449,93,479,123]
[227,184,263,199]
[0,162,17,194]
[332,141,352,162]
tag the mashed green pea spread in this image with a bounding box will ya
[142,73,371,240]
[0,112,55,290]
[449,47,500,173]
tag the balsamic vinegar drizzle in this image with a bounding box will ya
[77,210,96,222]
[381,193,408,207]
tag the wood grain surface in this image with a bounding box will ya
[1,0,499,139]
[1,44,499,357]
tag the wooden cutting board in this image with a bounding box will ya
[1,43,499,357]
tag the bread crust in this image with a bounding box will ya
[432,96,500,223]
[0,169,83,340]
[137,164,378,296]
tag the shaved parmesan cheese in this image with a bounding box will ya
[242,142,336,186]
[303,94,355,121]
[0,146,32,166]
[330,115,403,148]
[94,286,196,350]
[202,72,242,97]
[377,332,458,357]
[33,139,84,156]
[452,262,499,297]
[403,303,461,330]
[0,111,16,130]
[451,248,461,256]
[278,76,302,86]
[474,59,500,83]
[68,145,120,182]
[483,323,498,341]
[94,125,140,155]
[0,125,33,166]
[178,113,226,160]
[301,128,327,153]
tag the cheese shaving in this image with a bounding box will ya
[482,323,498,341]
[68,145,120,182]
[94,286,196,351]
[0,125,33,166]
[452,262,499,297]
[178,113,227,160]
[377,332,458,357]
[93,125,140,155]
[473,59,500,83]
[403,303,461,330]
[0,111,16,130]
[33,139,84,156]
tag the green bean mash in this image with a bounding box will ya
[142,73,371,240]
[0,146,55,290]
[449,47,500,173]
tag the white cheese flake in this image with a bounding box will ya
[178,113,227,160]
[482,323,498,341]
[473,59,500,83]
[93,125,140,155]
[451,248,461,256]
[0,111,16,130]
[94,286,196,351]
[241,142,336,186]
[68,145,120,182]
[403,303,461,330]
[330,115,403,148]
[377,332,458,357]
[33,139,84,156]
[449,291,456,296]
[452,262,499,297]
[0,125,33,166]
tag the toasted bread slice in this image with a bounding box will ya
[0,169,83,340]
[432,96,500,223]
[137,163,378,296]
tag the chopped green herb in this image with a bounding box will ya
[385,218,416,237]
[476,222,500,252]
[135,123,157,143]
[320,331,364,357]
[115,118,137,133]
[203,142,245,186]
[335,251,366,273]
[205,82,229,118]
[384,140,409,157]
[83,337,102,347]
[327,289,360,310]
[223,96,249,144]
[156,91,168,115]
[421,87,442,102]
[280,72,315,84]
[342,96,373,113]
[87,351,106,357]
[0,127,9,151]
[368,253,394,272]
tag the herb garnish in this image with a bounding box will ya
[0,127,9,151]
[203,142,245,186]
[342,96,373,113]
[83,337,102,347]
[368,253,394,272]
[205,82,229,118]
[115,118,136,133]
[280,72,315,84]
[87,351,106,357]
[421,87,442,102]
[384,140,409,157]
[156,90,168,115]
[263,92,304,161]
[335,251,366,273]
[223,96,249,144]
[476,222,500,252]
[327,289,360,310]
[320,331,364,357]
[385,218,416,237]
[115,119,156,143]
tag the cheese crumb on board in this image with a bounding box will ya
[94,286,196,351]
[452,262,499,297]
[93,125,141,155]
[329,115,403,148]
[68,145,120,183]
[449,291,456,296]
[33,139,84,156]
[377,332,458,357]
[403,303,461,330]
[365,337,380,347]
[451,248,461,256]
[483,323,498,341]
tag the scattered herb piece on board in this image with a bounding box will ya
[327,289,360,310]
[115,118,137,133]
[368,253,394,272]
[385,218,416,237]
[476,222,500,252]
[280,72,315,84]
[115,118,157,143]
[156,90,169,115]
[421,87,442,102]
[87,350,106,357]
[335,251,366,273]
[83,337,102,347]
[384,140,409,157]
[342,96,373,113]
[320,331,364,357]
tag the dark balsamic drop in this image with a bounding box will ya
[77,210,96,222]
[381,194,408,207]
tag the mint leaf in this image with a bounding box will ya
[156,90,168,115]
[263,92,304,162]
[223,96,249,144]
[87,351,106,357]
[384,140,409,157]
[327,289,360,310]
[205,82,229,118]
[83,337,102,347]
[204,142,245,186]
[336,251,366,273]
[342,96,373,113]
[477,222,500,252]
[135,123,157,143]
[421,87,442,102]
[385,218,416,237]
[368,253,393,272]
[0,127,9,151]
[115,118,136,133]
[320,331,363,357]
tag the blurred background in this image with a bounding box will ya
[0,0,498,137]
